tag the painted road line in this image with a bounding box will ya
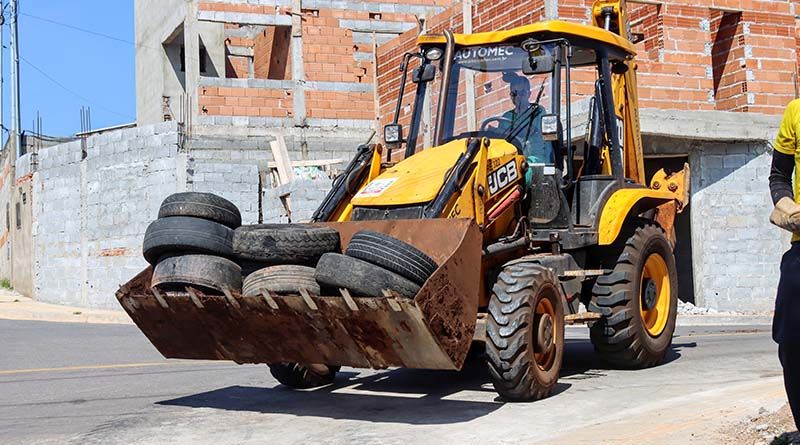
[0,360,232,375]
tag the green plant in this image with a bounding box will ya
[0,278,12,290]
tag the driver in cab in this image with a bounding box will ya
[495,72,554,166]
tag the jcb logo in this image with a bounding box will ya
[488,160,518,196]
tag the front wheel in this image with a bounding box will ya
[589,222,678,368]
[269,363,339,389]
[486,264,564,401]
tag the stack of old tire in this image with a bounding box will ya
[313,230,439,300]
[142,192,440,388]
[143,192,244,295]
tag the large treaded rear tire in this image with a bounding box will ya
[269,363,340,389]
[486,264,564,401]
[158,192,242,228]
[345,230,438,285]
[589,223,678,368]
[314,252,420,299]
[233,224,340,266]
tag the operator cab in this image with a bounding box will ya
[383,21,637,231]
[385,21,635,177]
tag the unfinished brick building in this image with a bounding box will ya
[136,0,452,130]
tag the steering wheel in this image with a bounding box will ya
[480,117,514,133]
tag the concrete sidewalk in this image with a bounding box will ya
[0,291,132,325]
[0,289,773,327]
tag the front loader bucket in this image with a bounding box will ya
[116,219,482,370]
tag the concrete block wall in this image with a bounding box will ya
[30,142,84,305]
[192,161,261,224]
[690,141,788,313]
[29,123,181,308]
[8,121,368,308]
[263,177,332,223]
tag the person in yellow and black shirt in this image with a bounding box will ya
[769,98,800,433]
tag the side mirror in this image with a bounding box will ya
[541,114,561,141]
[384,123,404,145]
[522,55,554,75]
[412,64,436,83]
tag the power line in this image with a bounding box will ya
[20,12,135,46]
[19,11,205,64]
[19,56,132,120]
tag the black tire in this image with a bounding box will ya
[243,265,320,297]
[589,223,678,368]
[152,254,242,294]
[233,224,340,266]
[158,192,242,229]
[143,216,234,265]
[314,253,420,299]
[345,230,438,285]
[269,363,340,389]
[486,263,564,401]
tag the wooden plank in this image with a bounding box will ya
[269,134,294,185]
[267,158,343,169]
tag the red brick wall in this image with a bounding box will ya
[376,0,800,119]
[199,86,293,118]
[197,0,451,121]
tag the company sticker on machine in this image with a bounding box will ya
[488,160,519,196]
[454,45,526,71]
[355,178,399,198]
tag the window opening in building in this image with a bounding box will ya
[15,202,21,230]
[710,10,745,111]
[629,4,663,61]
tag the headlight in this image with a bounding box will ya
[384,124,403,144]
[541,114,560,141]
[424,47,443,61]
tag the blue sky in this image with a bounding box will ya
[10,0,135,139]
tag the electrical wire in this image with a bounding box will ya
[19,11,205,64]
[20,12,135,46]
[19,55,132,119]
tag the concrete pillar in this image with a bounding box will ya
[544,0,558,20]
[183,0,201,125]
[291,0,306,126]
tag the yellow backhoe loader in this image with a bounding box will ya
[118,0,689,401]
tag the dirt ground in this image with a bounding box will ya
[726,404,799,445]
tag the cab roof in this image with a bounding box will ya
[417,20,636,57]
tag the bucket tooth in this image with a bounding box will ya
[339,288,359,311]
[152,287,169,309]
[260,290,279,310]
[299,288,318,310]
[185,287,204,309]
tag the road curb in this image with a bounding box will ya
[0,295,132,325]
[677,314,772,327]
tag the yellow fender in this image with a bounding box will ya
[598,165,690,245]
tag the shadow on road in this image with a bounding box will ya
[157,338,686,424]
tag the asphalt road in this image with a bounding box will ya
[0,320,787,445]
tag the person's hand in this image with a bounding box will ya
[770,197,800,233]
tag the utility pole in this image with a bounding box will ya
[0,1,5,149]
[9,0,20,159]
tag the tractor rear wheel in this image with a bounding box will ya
[486,264,564,401]
[269,363,339,389]
[589,223,678,368]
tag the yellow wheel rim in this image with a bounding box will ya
[640,253,671,337]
